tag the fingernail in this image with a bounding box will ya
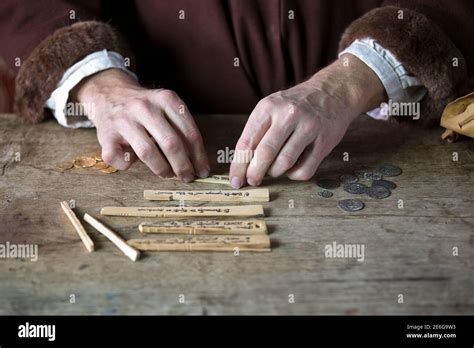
[198,168,210,178]
[247,177,259,186]
[231,176,241,189]
[182,174,195,183]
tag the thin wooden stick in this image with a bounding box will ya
[143,188,269,202]
[60,201,94,252]
[139,219,267,235]
[101,205,264,218]
[83,213,140,261]
[127,235,271,252]
[193,175,231,185]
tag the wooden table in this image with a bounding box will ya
[0,113,473,315]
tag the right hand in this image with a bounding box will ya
[72,69,210,182]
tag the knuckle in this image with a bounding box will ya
[257,96,276,110]
[277,153,295,171]
[127,98,150,114]
[256,144,276,164]
[156,89,178,102]
[135,143,155,161]
[160,134,181,153]
[235,137,253,151]
[183,128,202,143]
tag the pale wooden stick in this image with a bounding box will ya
[83,213,140,261]
[193,175,231,185]
[143,188,269,202]
[139,219,267,235]
[127,235,271,252]
[101,205,264,218]
[60,201,94,252]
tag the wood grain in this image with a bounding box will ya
[1,113,473,315]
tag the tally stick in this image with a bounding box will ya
[127,234,271,252]
[60,201,94,252]
[83,213,140,262]
[139,219,267,235]
[101,205,265,218]
[143,188,269,202]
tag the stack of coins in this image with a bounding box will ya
[56,149,118,174]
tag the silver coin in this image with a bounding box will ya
[316,178,340,190]
[376,164,402,177]
[318,190,334,198]
[363,171,384,181]
[340,174,359,184]
[372,179,397,190]
[366,185,391,199]
[354,169,368,179]
[343,182,368,194]
[338,199,365,212]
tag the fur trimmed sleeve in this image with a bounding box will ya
[15,21,131,123]
[338,5,469,126]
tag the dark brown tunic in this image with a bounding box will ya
[1,0,473,125]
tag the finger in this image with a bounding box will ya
[229,104,271,188]
[286,137,325,181]
[246,124,294,186]
[267,126,317,178]
[98,131,136,170]
[118,121,173,177]
[140,110,195,182]
[157,91,210,178]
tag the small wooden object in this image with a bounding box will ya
[193,175,231,185]
[60,201,94,252]
[127,234,271,252]
[100,205,264,218]
[139,219,267,235]
[143,188,269,202]
[83,213,140,261]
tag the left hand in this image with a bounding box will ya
[229,54,386,188]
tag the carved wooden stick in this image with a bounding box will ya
[127,234,271,252]
[60,201,94,252]
[101,205,264,218]
[139,219,267,235]
[83,213,140,262]
[143,188,269,202]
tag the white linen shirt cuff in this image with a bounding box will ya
[339,38,427,120]
[45,49,136,128]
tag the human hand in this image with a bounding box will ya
[72,69,210,182]
[229,54,386,188]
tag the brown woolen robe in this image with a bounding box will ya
[1,0,473,125]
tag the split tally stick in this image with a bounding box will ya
[60,201,94,252]
[83,213,140,262]
[143,188,269,202]
[127,234,271,252]
[139,219,267,235]
[101,205,265,218]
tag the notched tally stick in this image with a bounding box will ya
[139,219,267,234]
[143,188,269,202]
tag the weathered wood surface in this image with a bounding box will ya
[0,113,473,315]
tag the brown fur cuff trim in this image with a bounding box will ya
[15,21,130,123]
[339,6,467,126]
